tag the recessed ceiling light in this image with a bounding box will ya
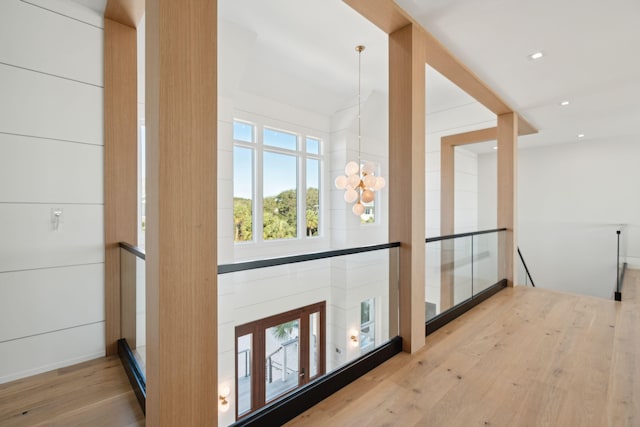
[529,51,544,60]
[560,100,570,106]
[577,133,585,138]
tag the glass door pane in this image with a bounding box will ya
[309,312,320,379]
[265,319,300,402]
[237,333,252,417]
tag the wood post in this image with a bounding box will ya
[104,17,138,356]
[440,142,455,310]
[145,0,218,424]
[497,113,518,287]
[389,23,426,353]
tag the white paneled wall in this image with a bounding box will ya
[0,0,104,383]
[478,138,640,295]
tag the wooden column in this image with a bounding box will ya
[104,17,138,356]
[389,23,426,353]
[497,113,518,287]
[146,1,218,425]
[440,141,455,310]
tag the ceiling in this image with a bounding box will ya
[71,0,640,153]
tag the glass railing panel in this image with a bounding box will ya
[119,245,146,377]
[473,232,500,293]
[426,229,508,323]
[425,236,473,320]
[217,246,399,426]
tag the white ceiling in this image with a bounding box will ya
[69,0,106,15]
[396,0,640,151]
[68,0,640,153]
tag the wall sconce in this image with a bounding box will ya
[219,384,230,412]
[350,332,359,346]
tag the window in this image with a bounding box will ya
[233,120,323,243]
[360,298,375,353]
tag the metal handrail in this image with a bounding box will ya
[517,247,536,287]
[118,241,400,275]
[218,242,400,274]
[119,241,146,260]
[425,228,507,243]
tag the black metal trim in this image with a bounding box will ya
[615,262,628,301]
[219,242,401,274]
[117,338,146,414]
[425,228,507,243]
[517,247,536,287]
[119,242,146,260]
[230,336,403,427]
[426,279,507,336]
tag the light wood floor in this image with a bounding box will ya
[1,271,637,426]
[288,269,640,427]
[0,356,144,427]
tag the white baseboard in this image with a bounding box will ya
[0,351,104,384]
[625,256,640,269]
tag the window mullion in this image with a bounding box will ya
[299,146,305,239]
[255,134,264,243]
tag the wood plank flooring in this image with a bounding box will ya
[0,356,144,427]
[288,269,640,427]
[0,271,637,426]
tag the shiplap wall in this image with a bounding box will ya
[0,0,104,383]
[478,138,640,296]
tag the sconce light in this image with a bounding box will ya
[350,332,359,346]
[219,384,230,412]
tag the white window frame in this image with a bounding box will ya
[233,117,324,246]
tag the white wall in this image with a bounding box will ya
[215,19,392,425]
[0,0,105,383]
[478,137,640,297]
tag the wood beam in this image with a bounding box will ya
[105,0,145,28]
[104,18,138,356]
[389,23,426,354]
[497,113,518,287]
[518,115,537,137]
[343,0,411,34]
[442,127,498,147]
[343,0,538,135]
[145,0,218,425]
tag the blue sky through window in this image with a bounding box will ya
[234,146,252,199]
[264,128,297,151]
[263,152,297,197]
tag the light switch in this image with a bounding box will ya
[52,208,63,231]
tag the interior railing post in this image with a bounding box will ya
[615,230,622,301]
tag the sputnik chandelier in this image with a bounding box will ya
[334,45,385,216]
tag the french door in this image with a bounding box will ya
[235,301,326,420]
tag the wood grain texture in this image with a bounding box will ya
[343,0,412,34]
[442,127,497,147]
[0,357,144,426]
[439,144,455,310]
[145,1,218,425]
[389,23,426,354]
[104,18,138,356]
[344,0,538,136]
[105,0,145,29]
[497,113,517,287]
[287,270,640,427]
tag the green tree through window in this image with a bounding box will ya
[233,120,322,242]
